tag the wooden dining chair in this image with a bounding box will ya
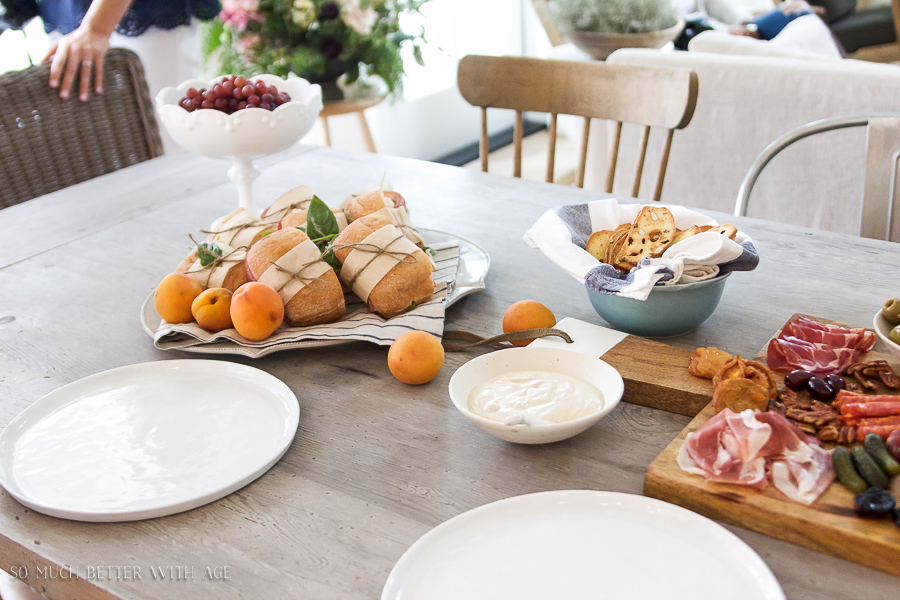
[0,48,163,209]
[735,113,900,242]
[456,54,698,201]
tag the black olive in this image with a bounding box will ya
[823,373,846,395]
[807,376,835,402]
[784,370,815,391]
[855,487,896,518]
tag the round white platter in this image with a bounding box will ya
[140,228,490,357]
[0,360,299,522]
[382,490,785,600]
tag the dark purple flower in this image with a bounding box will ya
[320,2,340,20]
[321,37,343,59]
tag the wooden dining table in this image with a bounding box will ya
[0,143,898,600]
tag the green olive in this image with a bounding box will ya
[884,298,900,326]
[891,324,900,345]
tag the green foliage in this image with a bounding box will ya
[202,0,430,96]
[552,0,678,34]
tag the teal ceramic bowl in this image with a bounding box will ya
[586,274,730,337]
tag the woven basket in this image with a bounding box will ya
[0,48,163,209]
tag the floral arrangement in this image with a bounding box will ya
[204,0,429,97]
[552,0,678,34]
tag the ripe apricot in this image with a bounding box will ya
[191,288,233,332]
[502,300,556,347]
[388,331,445,385]
[155,273,204,324]
[230,282,284,341]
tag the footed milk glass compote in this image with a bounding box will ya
[156,74,323,217]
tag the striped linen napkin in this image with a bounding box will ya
[524,198,759,301]
[153,241,459,350]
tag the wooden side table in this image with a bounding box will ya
[319,96,386,153]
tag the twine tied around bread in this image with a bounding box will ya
[442,328,574,352]
[332,232,419,291]
[263,198,312,222]
[200,220,266,237]
[265,256,327,293]
[184,239,249,288]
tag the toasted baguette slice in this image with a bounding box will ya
[586,230,614,262]
[710,224,738,240]
[333,214,434,319]
[246,228,345,327]
[605,224,630,270]
[616,206,676,271]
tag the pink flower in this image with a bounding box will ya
[220,1,264,32]
[239,34,262,50]
[342,0,377,35]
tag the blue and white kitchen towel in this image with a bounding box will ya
[523,198,759,301]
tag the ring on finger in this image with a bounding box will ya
[82,60,94,68]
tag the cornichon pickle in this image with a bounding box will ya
[833,447,868,494]
[864,433,900,477]
[852,445,890,489]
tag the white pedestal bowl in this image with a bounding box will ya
[156,75,323,215]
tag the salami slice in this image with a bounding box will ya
[839,415,900,427]
[840,402,900,418]
[857,423,900,440]
[834,391,900,411]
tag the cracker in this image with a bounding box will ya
[615,206,676,270]
[586,230,614,262]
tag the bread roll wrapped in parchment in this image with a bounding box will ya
[245,228,345,327]
[341,186,425,246]
[175,243,249,292]
[332,213,434,319]
[261,185,348,231]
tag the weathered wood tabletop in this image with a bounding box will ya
[1,145,898,600]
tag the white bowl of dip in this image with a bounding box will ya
[448,347,624,444]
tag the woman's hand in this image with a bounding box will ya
[46,25,110,101]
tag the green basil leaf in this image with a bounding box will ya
[323,248,342,275]
[197,242,223,267]
[306,196,339,246]
[406,300,418,312]
[423,245,436,257]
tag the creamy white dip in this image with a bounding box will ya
[468,371,604,424]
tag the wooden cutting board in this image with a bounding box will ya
[643,314,900,577]
[601,336,712,417]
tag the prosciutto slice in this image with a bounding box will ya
[767,336,859,374]
[781,320,875,352]
[678,409,834,505]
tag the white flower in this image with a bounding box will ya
[292,0,316,27]
[341,0,378,35]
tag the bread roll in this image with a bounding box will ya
[246,228,345,327]
[333,214,434,319]
[175,245,249,292]
[207,207,273,247]
[344,190,406,222]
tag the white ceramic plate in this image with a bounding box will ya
[873,309,900,359]
[382,490,785,600]
[140,228,490,357]
[0,360,298,522]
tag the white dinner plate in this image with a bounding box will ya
[382,490,785,600]
[0,360,299,522]
[140,228,490,357]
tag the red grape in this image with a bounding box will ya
[261,93,274,104]
[178,78,290,113]
[237,100,248,110]
[186,87,199,99]
[191,96,202,108]
[255,81,267,95]
[232,87,244,100]
[200,99,214,109]
[214,98,227,111]
[235,76,247,88]
[222,81,234,94]
[247,94,261,106]
[259,102,272,110]
[206,90,218,103]
[228,98,239,112]
[242,84,255,97]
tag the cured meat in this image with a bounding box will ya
[767,337,859,374]
[840,402,900,418]
[834,390,900,410]
[839,415,900,427]
[857,423,900,440]
[766,316,874,374]
[887,430,900,460]
[781,321,875,352]
[677,408,834,505]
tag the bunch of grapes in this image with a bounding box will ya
[178,76,292,114]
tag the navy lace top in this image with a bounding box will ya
[38,0,221,36]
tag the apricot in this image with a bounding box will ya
[191,288,233,332]
[230,282,284,341]
[155,273,204,324]
[502,300,556,347]
[388,331,444,385]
